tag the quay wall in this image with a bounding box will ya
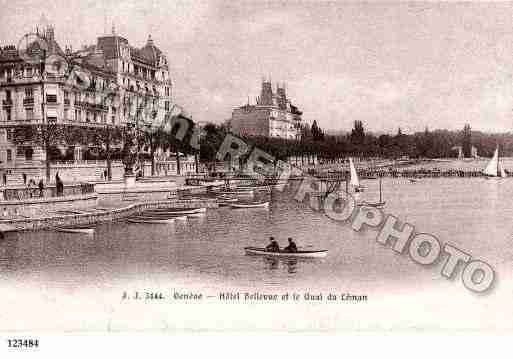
[0,193,98,218]
[1,199,218,232]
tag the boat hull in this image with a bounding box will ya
[57,228,95,234]
[145,208,206,215]
[127,218,175,224]
[230,202,269,209]
[244,247,327,258]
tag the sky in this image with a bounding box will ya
[2,1,513,134]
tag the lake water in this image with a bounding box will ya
[1,173,513,331]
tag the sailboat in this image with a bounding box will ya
[349,158,364,192]
[483,146,507,178]
[359,177,386,208]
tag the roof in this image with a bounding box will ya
[139,35,163,64]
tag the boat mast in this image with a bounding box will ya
[379,177,382,202]
[497,146,500,176]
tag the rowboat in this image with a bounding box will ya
[244,247,328,258]
[140,212,188,220]
[220,189,254,196]
[145,207,206,215]
[230,202,269,209]
[127,217,175,224]
[56,227,95,234]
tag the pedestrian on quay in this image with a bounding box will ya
[27,179,33,198]
[38,178,44,197]
[55,172,63,196]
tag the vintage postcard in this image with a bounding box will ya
[0,0,510,340]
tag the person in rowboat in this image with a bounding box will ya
[265,237,280,252]
[283,238,298,253]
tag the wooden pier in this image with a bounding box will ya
[317,168,505,180]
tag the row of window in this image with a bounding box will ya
[120,61,167,82]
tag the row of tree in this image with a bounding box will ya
[10,114,200,181]
[197,121,513,165]
[11,117,512,182]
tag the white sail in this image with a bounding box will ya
[349,157,360,187]
[483,147,500,177]
[499,162,507,178]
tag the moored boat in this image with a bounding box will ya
[145,207,206,215]
[230,202,269,209]
[56,227,95,234]
[127,217,175,224]
[244,247,327,258]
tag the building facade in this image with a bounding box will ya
[0,25,189,185]
[230,80,303,139]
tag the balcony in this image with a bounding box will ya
[2,99,13,108]
[75,101,108,112]
[23,97,34,106]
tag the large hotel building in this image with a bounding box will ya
[230,80,303,139]
[0,25,195,184]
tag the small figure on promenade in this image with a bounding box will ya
[283,238,298,253]
[55,172,63,196]
[38,179,44,197]
[22,173,27,185]
[27,179,33,198]
[265,236,280,252]
[104,169,108,180]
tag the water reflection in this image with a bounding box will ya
[264,257,298,273]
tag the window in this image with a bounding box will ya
[25,88,33,98]
[6,149,12,162]
[165,101,169,111]
[5,90,11,100]
[6,108,11,121]
[47,94,57,103]
[26,67,33,77]
[64,108,69,120]
[25,147,33,161]
[46,108,57,122]
[26,107,33,121]
[64,91,69,100]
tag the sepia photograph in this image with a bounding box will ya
[0,1,511,343]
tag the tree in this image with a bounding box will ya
[89,125,123,180]
[11,122,68,182]
[311,120,324,141]
[350,120,365,145]
[462,124,472,158]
